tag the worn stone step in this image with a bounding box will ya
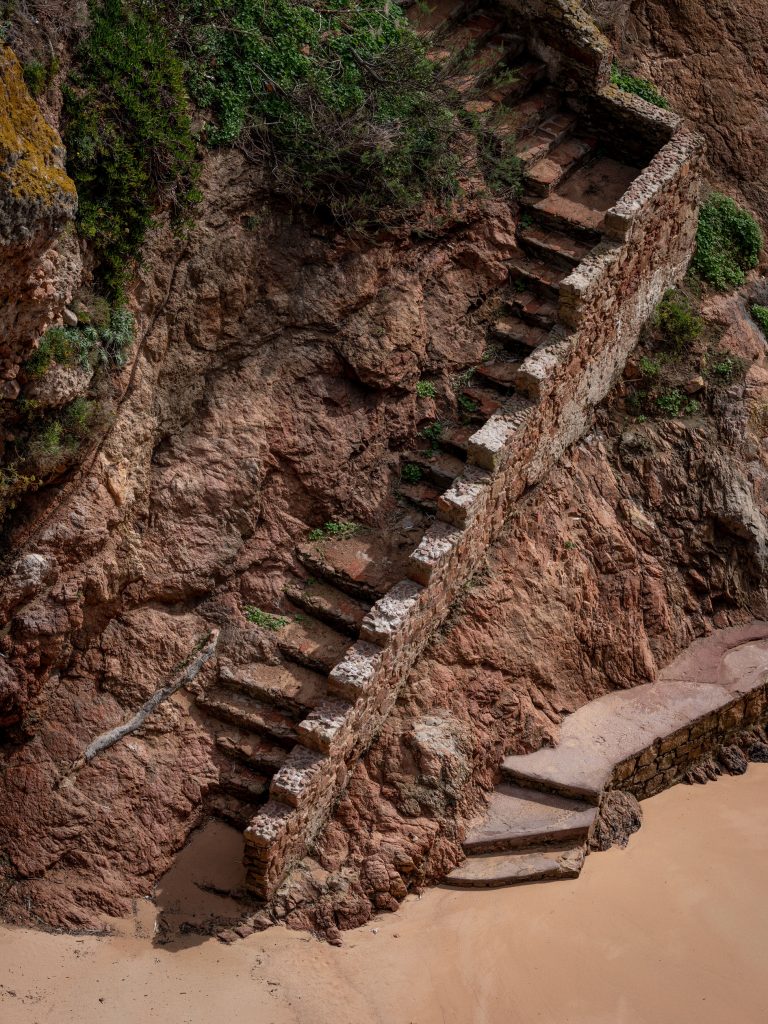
[507,290,559,330]
[218,659,327,714]
[515,112,578,167]
[442,11,504,50]
[276,608,351,674]
[502,59,549,103]
[198,688,298,743]
[215,725,290,774]
[447,37,509,93]
[493,87,558,139]
[398,480,441,513]
[518,224,593,268]
[474,355,522,391]
[406,0,468,35]
[403,449,467,488]
[216,761,270,804]
[463,783,598,854]
[208,792,262,831]
[459,384,504,422]
[524,136,597,197]
[284,579,370,638]
[491,313,549,350]
[441,423,476,460]
[508,255,567,301]
[444,843,585,888]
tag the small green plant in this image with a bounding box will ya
[611,63,670,109]
[421,421,444,444]
[308,520,360,542]
[458,394,478,414]
[416,380,437,399]
[751,304,768,338]
[25,326,94,378]
[401,462,423,484]
[23,56,59,97]
[706,352,746,383]
[244,606,289,630]
[655,388,700,418]
[691,193,763,290]
[653,289,703,352]
[638,356,663,379]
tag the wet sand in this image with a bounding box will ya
[2,765,768,1024]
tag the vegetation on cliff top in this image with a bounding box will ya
[610,63,670,110]
[691,193,763,291]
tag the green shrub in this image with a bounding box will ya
[653,289,703,352]
[401,462,423,484]
[611,63,670,110]
[691,193,763,290]
[752,304,768,338]
[416,380,437,399]
[244,606,289,630]
[308,520,359,542]
[421,421,444,444]
[705,352,746,384]
[23,56,59,97]
[638,355,662,379]
[25,326,95,378]
[655,388,699,418]
[63,0,200,297]
[170,0,461,223]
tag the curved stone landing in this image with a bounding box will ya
[447,622,768,888]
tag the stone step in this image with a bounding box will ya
[276,608,351,674]
[459,384,504,422]
[508,254,567,301]
[403,449,467,488]
[518,224,593,269]
[502,59,549,104]
[208,792,262,831]
[215,726,290,774]
[463,783,598,854]
[284,579,370,638]
[442,11,504,50]
[198,688,298,743]
[406,0,468,35]
[507,290,559,331]
[441,423,476,460]
[493,87,559,140]
[398,480,441,513]
[216,761,270,804]
[297,520,427,603]
[524,135,597,197]
[474,355,523,391]
[491,313,549,350]
[447,37,509,94]
[501,759,603,804]
[525,192,607,235]
[515,112,578,168]
[218,659,327,714]
[444,843,585,888]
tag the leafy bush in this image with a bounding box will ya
[63,0,200,296]
[611,63,670,110]
[653,289,703,352]
[244,606,289,630]
[25,306,135,377]
[752,304,768,338]
[416,380,437,399]
[23,56,59,97]
[705,351,746,384]
[170,0,461,223]
[308,520,359,542]
[638,355,662,379]
[691,193,763,290]
[401,462,423,484]
[655,388,699,418]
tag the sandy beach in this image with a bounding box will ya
[2,765,768,1024]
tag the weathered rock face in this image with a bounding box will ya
[589,0,768,226]
[0,46,79,386]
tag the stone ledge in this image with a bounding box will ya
[467,395,535,472]
[360,580,424,647]
[296,698,354,754]
[269,747,328,808]
[408,521,463,586]
[437,465,491,527]
[327,640,383,701]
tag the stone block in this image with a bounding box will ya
[270,747,328,808]
[328,640,383,700]
[296,698,354,753]
[360,580,424,647]
[437,465,491,527]
[467,395,534,471]
[408,521,462,585]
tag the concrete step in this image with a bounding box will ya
[515,112,578,167]
[276,608,350,674]
[491,313,549,350]
[403,449,467,488]
[518,224,593,269]
[198,688,298,743]
[524,135,597,197]
[284,579,370,638]
[474,355,523,391]
[507,290,559,331]
[218,659,327,714]
[398,479,441,513]
[215,726,290,774]
[508,255,567,301]
[208,792,262,831]
[444,843,585,888]
[216,761,270,803]
[463,783,598,854]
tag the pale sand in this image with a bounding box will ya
[3,766,768,1024]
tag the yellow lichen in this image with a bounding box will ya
[0,45,76,208]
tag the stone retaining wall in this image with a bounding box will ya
[612,685,768,802]
[243,3,706,900]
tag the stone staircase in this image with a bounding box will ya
[446,623,768,888]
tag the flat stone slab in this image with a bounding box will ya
[444,844,585,889]
[463,783,597,854]
[503,623,768,802]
